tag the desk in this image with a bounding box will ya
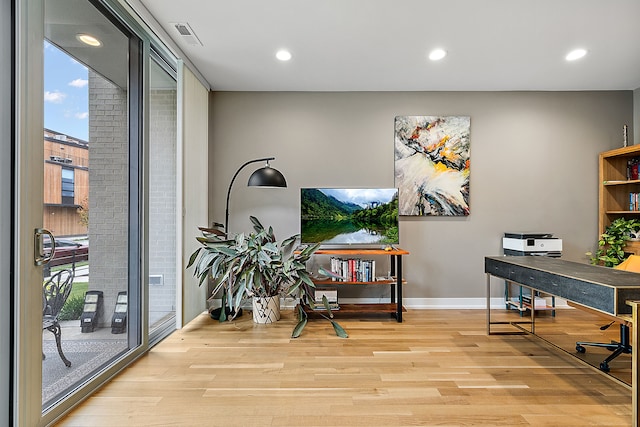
[485,256,640,426]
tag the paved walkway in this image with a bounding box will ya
[42,322,126,407]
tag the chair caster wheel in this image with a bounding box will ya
[576,345,586,353]
[600,362,610,372]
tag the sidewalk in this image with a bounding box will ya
[42,322,127,407]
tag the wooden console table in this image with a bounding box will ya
[485,255,640,426]
[307,248,408,322]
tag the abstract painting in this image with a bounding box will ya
[394,116,470,216]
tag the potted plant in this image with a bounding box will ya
[590,217,640,267]
[187,216,347,337]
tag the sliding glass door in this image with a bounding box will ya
[14,0,146,424]
[12,0,182,423]
[41,0,138,410]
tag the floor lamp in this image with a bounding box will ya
[224,156,287,236]
[212,157,287,320]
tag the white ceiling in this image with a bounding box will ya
[138,0,640,92]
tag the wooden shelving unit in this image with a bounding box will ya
[304,248,409,322]
[599,145,640,256]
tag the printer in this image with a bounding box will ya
[502,232,562,257]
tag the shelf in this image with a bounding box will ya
[605,211,640,214]
[302,303,406,315]
[604,180,640,186]
[311,278,406,285]
[599,146,640,234]
[601,145,640,159]
[506,300,553,312]
[312,248,409,256]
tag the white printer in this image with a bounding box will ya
[502,232,562,257]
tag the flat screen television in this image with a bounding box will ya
[300,188,399,246]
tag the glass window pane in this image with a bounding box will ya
[43,0,135,412]
[61,168,74,180]
[148,55,177,336]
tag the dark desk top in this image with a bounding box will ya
[485,256,640,316]
[486,256,640,289]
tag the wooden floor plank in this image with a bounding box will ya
[56,308,633,426]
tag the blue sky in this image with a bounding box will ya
[320,188,398,207]
[44,41,89,141]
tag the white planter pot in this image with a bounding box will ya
[252,296,281,324]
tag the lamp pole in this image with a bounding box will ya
[224,157,276,236]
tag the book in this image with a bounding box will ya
[311,304,340,311]
[521,295,547,308]
[326,257,377,282]
[314,287,338,304]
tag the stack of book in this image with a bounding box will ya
[627,157,640,180]
[329,257,376,282]
[312,287,339,311]
[631,192,640,211]
[520,295,547,309]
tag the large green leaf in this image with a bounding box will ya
[299,243,320,258]
[291,305,308,338]
[262,242,278,254]
[291,317,308,338]
[299,273,315,288]
[217,304,227,322]
[287,279,302,296]
[322,295,334,318]
[186,247,201,268]
[249,215,264,232]
[331,321,348,338]
[257,249,272,264]
[234,281,246,309]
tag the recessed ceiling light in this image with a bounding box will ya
[566,48,587,61]
[428,49,447,61]
[276,49,292,61]
[76,33,102,47]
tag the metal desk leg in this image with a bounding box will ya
[623,300,638,427]
[487,274,533,335]
[486,273,491,335]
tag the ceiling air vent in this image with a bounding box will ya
[171,22,202,46]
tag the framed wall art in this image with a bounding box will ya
[394,115,470,216]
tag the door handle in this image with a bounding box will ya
[34,228,55,266]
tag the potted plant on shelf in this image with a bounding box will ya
[590,217,640,267]
[187,216,347,338]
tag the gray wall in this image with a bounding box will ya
[209,91,633,306]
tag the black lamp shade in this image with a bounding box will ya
[247,166,287,188]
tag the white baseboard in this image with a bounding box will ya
[401,297,571,310]
[218,296,573,311]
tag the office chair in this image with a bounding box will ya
[575,255,639,372]
[575,320,631,372]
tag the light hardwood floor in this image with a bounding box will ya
[57,308,633,426]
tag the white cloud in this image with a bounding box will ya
[69,78,88,88]
[75,112,89,119]
[44,91,66,103]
